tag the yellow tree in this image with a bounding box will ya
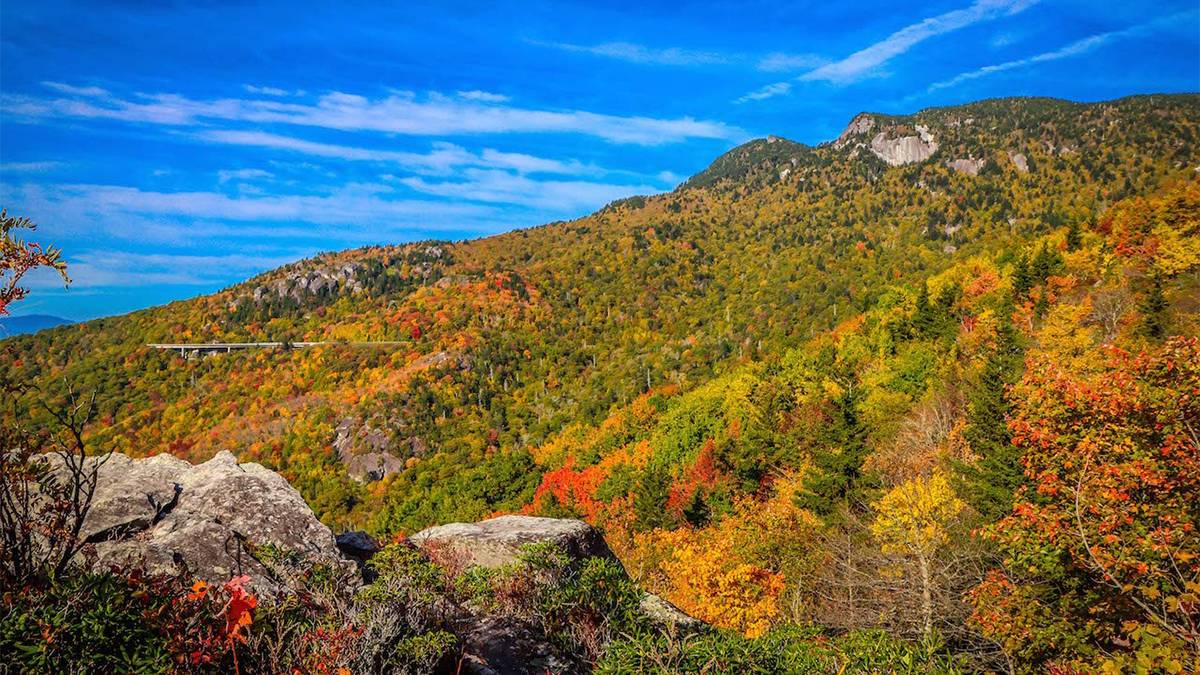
[870,471,964,640]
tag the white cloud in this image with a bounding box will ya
[217,168,275,183]
[4,181,494,240]
[801,0,1038,84]
[8,83,743,146]
[0,161,63,172]
[736,82,793,103]
[53,250,304,287]
[40,81,109,97]
[756,52,827,72]
[536,40,732,67]
[243,84,306,97]
[928,12,1195,92]
[457,90,510,103]
[198,130,596,176]
[399,169,660,211]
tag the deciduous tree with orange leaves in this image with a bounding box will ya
[0,210,69,316]
[970,337,1200,673]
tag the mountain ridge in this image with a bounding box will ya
[2,92,1197,535]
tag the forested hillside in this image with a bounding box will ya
[3,94,1200,670]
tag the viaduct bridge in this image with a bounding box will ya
[147,341,405,358]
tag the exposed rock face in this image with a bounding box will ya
[835,113,876,147]
[409,515,616,568]
[410,514,706,664]
[458,615,583,675]
[250,262,364,305]
[947,158,987,176]
[869,125,939,166]
[1009,151,1030,173]
[334,418,404,482]
[639,593,706,631]
[69,451,351,593]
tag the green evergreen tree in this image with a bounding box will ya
[633,464,674,530]
[1011,253,1033,299]
[799,391,876,520]
[934,282,961,339]
[1138,274,1169,339]
[956,298,1024,520]
[1031,243,1053,281]
[682,489,711,527]
[1065,219,1083,251]
[913,283,935,337]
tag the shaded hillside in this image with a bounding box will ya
[0,314,73,338]
[2,94,1198,535]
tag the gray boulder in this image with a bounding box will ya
[411,514,707,644]
[409,515,615,568]
[457,615,583,675]
[947,157,987,176]
[69,450,352,594]
[336,530,380,563]
[639,593,706,633]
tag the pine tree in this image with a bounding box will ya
[913,283,935,337]
[682,488,711,527]
[1065,219,1083,251]
[634,464,674,530]
[1138,274,1169,339]
[1011,253,1033,299]
[1031,242,1061,282]
[934,282,961,339]
[956,297,1024,520]
[799,391,875,520]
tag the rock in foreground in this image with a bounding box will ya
[409,514,615,568]
[68,450,351,593]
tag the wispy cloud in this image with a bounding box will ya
[457,90,510,103]
[217,168,274,184]
[243,84,306,97]
[533,40,825,74]
[801,0,1038,85]
[399,168,662,211]
[756,52,827,73]
[928,11,1196,92]
[53,250,305,287]
[534,40,732,67]
[8,84,743,146]
[736,82,793,103]
[0,161,64,172]
[40,81,109,97]
[198,130,597,176]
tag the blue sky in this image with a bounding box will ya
[1,0,1196,321]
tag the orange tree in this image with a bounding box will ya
[969,337,1200,672]
[0,210,69,315]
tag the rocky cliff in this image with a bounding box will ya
[62,452,701,674]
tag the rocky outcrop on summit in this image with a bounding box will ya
[65,451,352,593]
[834,113,939,166]
[410,515,615,569]
[834,113,876,147]
[250,262,364,305]
[869,125,939,166]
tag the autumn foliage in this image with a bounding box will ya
[970,337,1200,672]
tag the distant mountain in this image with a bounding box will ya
[3,94,1198,536]
[0,313,73,338]
[5,93,1200,670]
